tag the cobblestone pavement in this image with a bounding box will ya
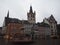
[0,37,60,45]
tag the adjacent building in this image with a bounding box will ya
[33,22,51,38]
[43,15,57,36]
[2,12,25,38]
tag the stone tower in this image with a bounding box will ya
[27,6,36,24]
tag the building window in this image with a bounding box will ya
[21,28,24,30]
[31,15,32,17]
[32,15,34,18]
[51,29,53,35]
[31,18,32,20]
[51,26,53,28]
[28,15,29,17]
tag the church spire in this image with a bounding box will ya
[7,10,9,18]
[30,5,33,13]
[27,6,36,23]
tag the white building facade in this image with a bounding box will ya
[43,15,57,36]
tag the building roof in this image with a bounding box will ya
[48,15,57,23]
[5,16,32,26]
[21,20,32,24]
[37,22,50,27]
[5,17,22,26]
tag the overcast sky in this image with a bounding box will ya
[0,0,60,26]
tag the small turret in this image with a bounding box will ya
[29,5,33,13]
[7,10,9,18]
